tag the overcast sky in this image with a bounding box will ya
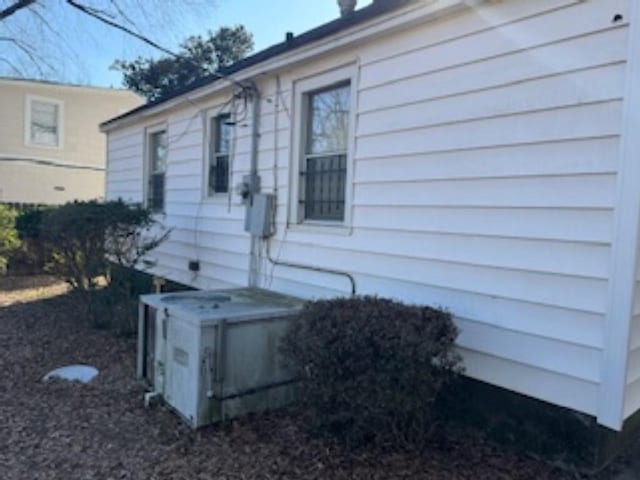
[0,0,373,88]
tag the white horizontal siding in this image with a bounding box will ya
[106,125,144,203]
[461,348,599,416]
[356,137,620,182]
[358,64,625,135]
[359,0,628,90]
[105,97,250,289]
[352,206,614,243]
[280,229,610,279]
[258,0,627,417]
[357,101,623,158]
[268,239,608,313]
[104,0,630,419]
[358,29,628,113]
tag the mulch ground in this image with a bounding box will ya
[0,276,636,479]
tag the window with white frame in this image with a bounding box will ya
[300,81,351,222]
[208,113,231,195]
[26,96,62,147]
[147,129,167,212]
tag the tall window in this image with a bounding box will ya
[27,97,62,147]
[147,130,167,212]
[301,82,351,221]
[209,114,231,195]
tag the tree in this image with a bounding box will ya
[112,25,253,101]
[0,0,224,82]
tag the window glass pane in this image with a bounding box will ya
[149,173,165,212]
[216,114,231,154]
[208,115,231,195]
[150,131,167,173]
[307,83,350,154]
[30,100,58,145]
[209,155,229,194]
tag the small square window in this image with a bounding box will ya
[147,130,167,212]
[208,114,231,195]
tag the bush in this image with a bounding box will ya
[41,200,167,291]
[280,296,462,450]
[0,205,20,274]
[39,200,168,330]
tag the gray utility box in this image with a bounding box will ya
[245,193,275,237]
[137,288,304,428]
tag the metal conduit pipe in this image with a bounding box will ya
[265,237,356,296]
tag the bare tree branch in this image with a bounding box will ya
[0,57,22,74]
[65,0,179,59]
[0,0,36,21]
[65,0,248,89]
[108,0,138,31]
[0,36,48,76]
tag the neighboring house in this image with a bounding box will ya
[0,78,142,205]
[101,0,640,466]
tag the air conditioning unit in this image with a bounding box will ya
[137,288,304,428]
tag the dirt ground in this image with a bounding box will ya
[0,276,637,480]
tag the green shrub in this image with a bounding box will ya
[40,200,168,329]
[0,205,20,274]
[280,296,462,449]
[41,200,167,291]
[16,207,46,240]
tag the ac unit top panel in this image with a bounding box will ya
[140,288,305,326]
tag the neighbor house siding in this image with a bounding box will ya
[105,0,629,419]
[0,79,141,204]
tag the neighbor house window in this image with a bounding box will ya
[147,129,167,212]
[301,82,351,221]
[208,113,231,195]
[26,96,63,148]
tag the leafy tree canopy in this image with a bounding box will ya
[113,25,253,101]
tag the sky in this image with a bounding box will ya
[0,0,373,88]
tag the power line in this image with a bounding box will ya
[0,0,36,21]
[65,0,251,91]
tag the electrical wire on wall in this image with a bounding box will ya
[265,74,290,289]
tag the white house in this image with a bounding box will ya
[101,0,640,465]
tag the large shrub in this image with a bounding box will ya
[41,200,166,290]
[40,200,168,332]
[0,204,20,274]
[280,296,462,449]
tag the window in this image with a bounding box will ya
[25,96,63,148]
[208,114,231,195]
[147,129,167,212]
[301,82,351,222]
